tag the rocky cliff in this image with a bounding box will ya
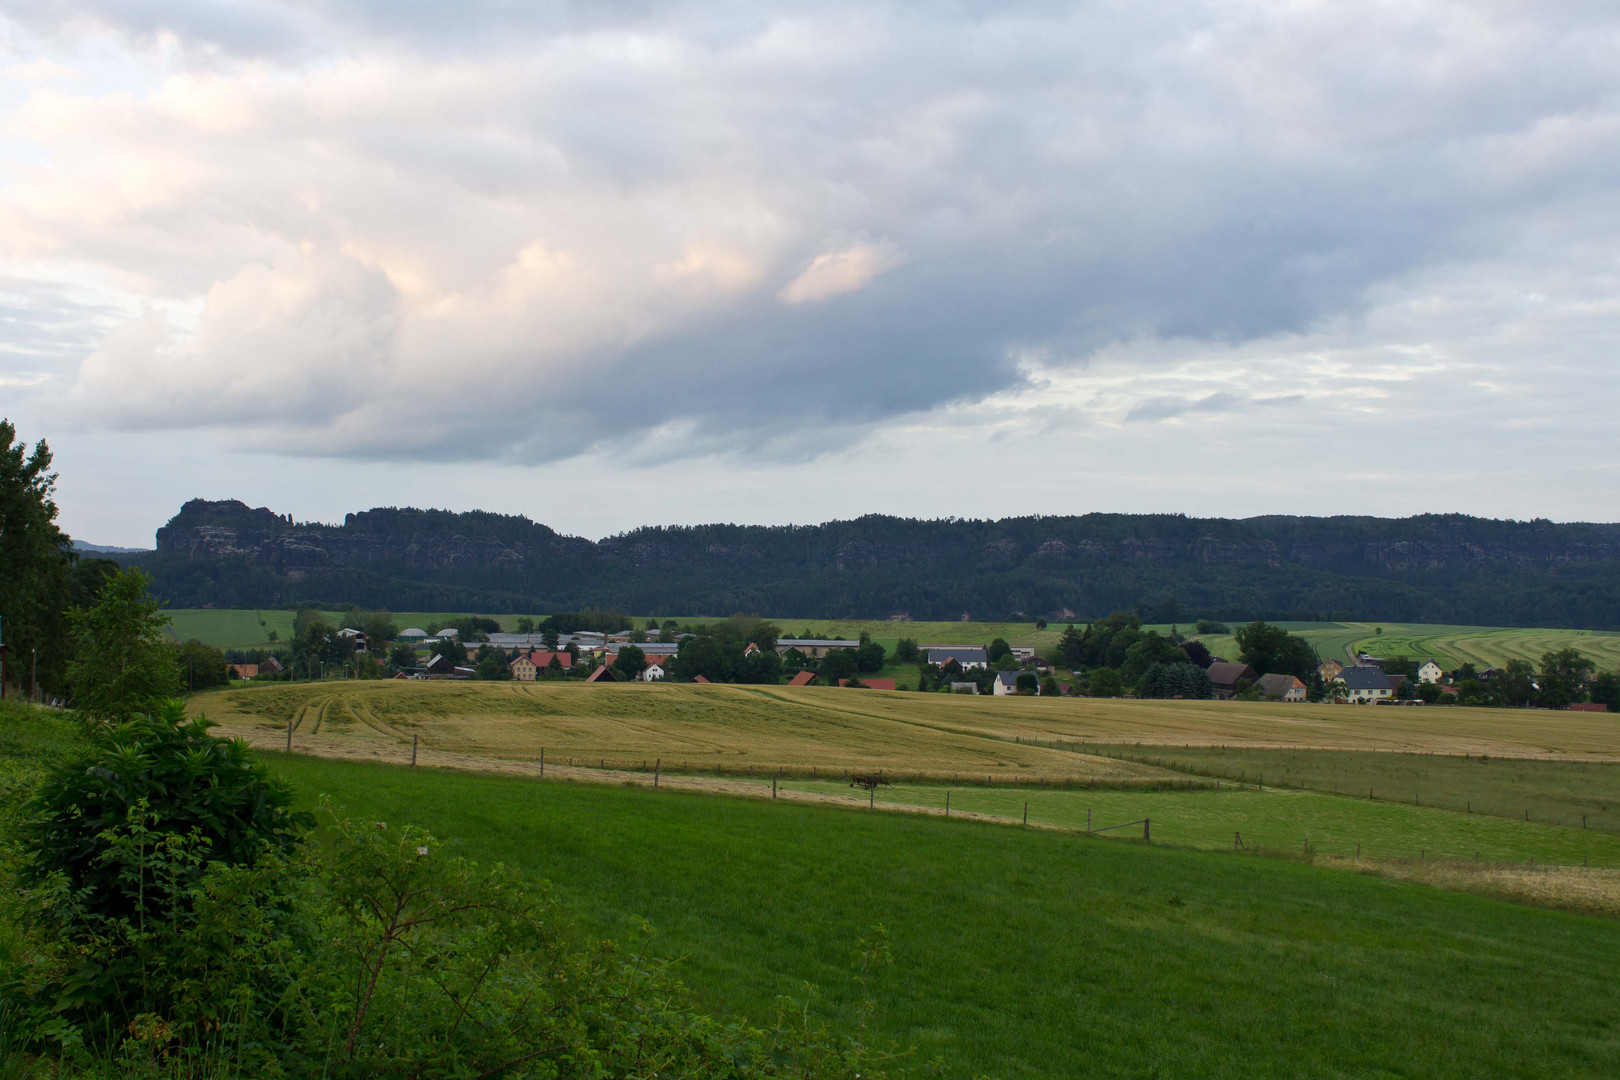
[135,500,1620,627]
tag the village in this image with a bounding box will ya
[215,617,1591,707]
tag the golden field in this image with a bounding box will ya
[193,680,1620,782]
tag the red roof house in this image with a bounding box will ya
[585,664,618,683]
[529,651,573,669]
[787,670,816,686]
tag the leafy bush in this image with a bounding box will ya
[22,700,310,926]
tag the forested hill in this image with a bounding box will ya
[129,499,1620,628]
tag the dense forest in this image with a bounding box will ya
[126,499,1620,628]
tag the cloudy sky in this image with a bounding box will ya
[3,1,1618,546]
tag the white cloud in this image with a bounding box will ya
[777,239,902,304]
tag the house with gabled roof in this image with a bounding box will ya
[1255,673,1307,702]
[1337,665,1394,702]
[1207,661,1258,699]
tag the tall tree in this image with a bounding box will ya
[1234,621,1318,679]
[0,419,75,697]
[1538,648,1596,709]
[66,567,180,722]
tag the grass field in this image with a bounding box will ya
[8,702,1620,1076]
[263,754,1620,1078]
[1090,745,1620,832]
[776,779,1620,867]
[165,608,298,647]
[1195,621,1620,670]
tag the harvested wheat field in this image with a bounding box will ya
[193,680,1620,782]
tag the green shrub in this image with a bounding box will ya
[22,700,310,926]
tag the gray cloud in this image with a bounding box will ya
[4,1,1620,469]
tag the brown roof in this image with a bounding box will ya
[230,663,259,679]
[692,674,711,683]
[788,670,816,686]
[1206,661,1257,688]
[1255,673,1304,697]
[839,678,896,690]
[585,664,617,683]
[528,651,573,668]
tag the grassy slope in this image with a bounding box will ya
[780,779,1620,864]
[1093,746,1620,832]
[1197,621,1620,670]
[271,754,1620,1079]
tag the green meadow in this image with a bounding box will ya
[1088,745,1620,832]
[779,778,1620,865]
[1196,621,1620,670]
[265,753,1620,1079]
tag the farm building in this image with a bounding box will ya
[585,664,618,683]
[228,663,259,679]
[775,638,861,658]
[1255,673,1307,702]
[511,654,537,681]
[1206,661,1258,699]
[640,661,666,681]
[1414,660,1443,683]
[788,670,817,686]
[926,646,989,670]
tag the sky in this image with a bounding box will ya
[2,1,1619,547]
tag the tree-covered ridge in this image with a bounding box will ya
[133,501,1620,628]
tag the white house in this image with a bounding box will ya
[992,671,1032,696]
[1415,660,1443,684]
[640,661,666,682]
[1337,666,1394,702]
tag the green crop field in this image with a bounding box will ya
[262,754,1620,1079]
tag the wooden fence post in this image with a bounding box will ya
[945,791,950,817]
[655,758,660,788]
[540,747,545,778]
[1086,808,1091,833]
[411,734,418,767]
[286,719,292,752]
[772,771,778,799]
[1143,818,1150,843]
[1023,802,1028,826]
